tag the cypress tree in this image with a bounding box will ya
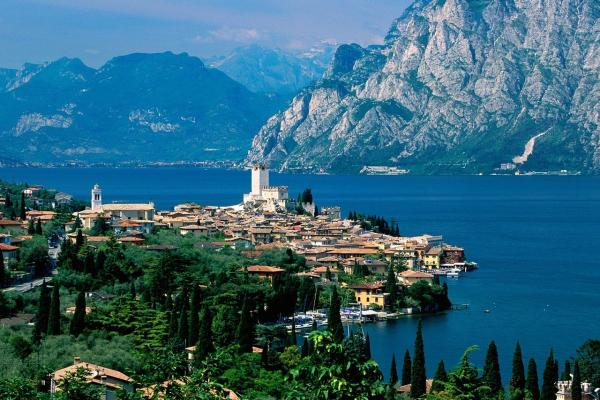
[571,362,581,400]
[364,333,372,359]
[510,342,526,400]
[236,295,254,353]
[167,301,178,341]
[129,281,136,299]
[32,281,51,343]
[385,263,398,310]
[0,252,5,288]
[35,219,42,235]
[20,192,26,220]
[561,360,571,381]
[261,345,269,367]
[526,358,540,400]
[541,350,556,400]
[411,320,426,398]
[27,219,35,235]
[483,340,503,395]
[177,290,189,346]
[69,291,86,336]
[83,251,95,276]
[291,316,297,346]
[327,286,344,342]
[311,319,318,332]
[431,360,448,393]
[390,354,398,385]
[75,229,84,249]
[194,304,214,366]
[47,284,61,335]
[402,349,412,385]
[188,285,201,346]
[301,337,309,357]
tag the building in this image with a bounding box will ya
[75,185,155,229]
[50,357,134,400]
[350,283,387,308]
[423,246,443,269]
[398,270,434,286]
[556,378,595,400]
[243,265,285,283]
[243,165,289,207]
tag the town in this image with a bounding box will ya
[0,169,596,400]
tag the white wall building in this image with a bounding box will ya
[243,165,288,207]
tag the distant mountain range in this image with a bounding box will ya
[247,0,600,174]
[0,52,285,164]
[205,43,336,95]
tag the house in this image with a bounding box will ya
[308,266,339,282]
[350,283,387,308]
[50,357,134,400]
[249,227,273,244]
[0,242,19,263]
[395,379,433,395]
[179,224,211,236]
[359,259,388,275]
[441,246,466,266]
[54,192,73,206]
[117,236,145,246]
[243,265,285,283]
[0,219,25,232]
[423,246,443,269]
[398,270,434,286]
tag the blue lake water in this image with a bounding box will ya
[2,167,599,382]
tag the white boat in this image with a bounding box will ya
[446,267,462,278]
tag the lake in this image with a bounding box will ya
[2,167,599,382]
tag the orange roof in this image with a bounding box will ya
[117,220,142,227]
[349,283,385,290]
[117,237,145,243]
[399,270,434,278]
[0,243,19,251]
[328,248,379,255]
[244,265,285,273]
[52,361,133,384]
[310,266,339,274]
[0,220,23,226]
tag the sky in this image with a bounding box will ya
[0,0,412,69]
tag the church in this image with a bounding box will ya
[75,184,155,230]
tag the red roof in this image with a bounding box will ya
[0,243,19,251]
[244,265,285,273]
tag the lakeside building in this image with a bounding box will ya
[350,283,388,308]
[243,165,289,210]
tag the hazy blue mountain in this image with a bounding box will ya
[206,44,334,94]
[248,0,600,174]
[0,52,285,164]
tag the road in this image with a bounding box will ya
[2,238,61,293]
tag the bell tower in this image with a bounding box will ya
[91,184,102,211]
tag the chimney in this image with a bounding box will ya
[74,356,81,365]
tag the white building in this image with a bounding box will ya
[75,185,155,229]
[243,165,288,208]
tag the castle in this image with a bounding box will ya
[243,165,289,209]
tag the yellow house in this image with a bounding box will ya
[350,283,387,308]
[423,246,443,269]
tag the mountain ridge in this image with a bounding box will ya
[0,51,285,164]
[246,0,600,174]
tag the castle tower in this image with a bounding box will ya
[91,184,102,211]
[251,165,269,197]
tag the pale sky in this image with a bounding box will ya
[0,0,412,68]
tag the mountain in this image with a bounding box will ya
[0,52,284,163]
[247,0,600,174]
[206,44,334,94]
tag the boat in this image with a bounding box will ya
[446,267,461,278]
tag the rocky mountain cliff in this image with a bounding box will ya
[0,52,284,164]
[247,0,600,174]
[205,44,334,95]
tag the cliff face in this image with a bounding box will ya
[247,0,600,173]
